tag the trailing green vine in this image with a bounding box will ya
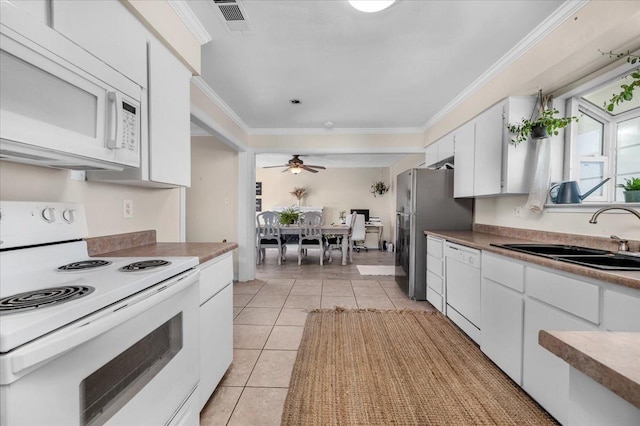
[599,50,640,112]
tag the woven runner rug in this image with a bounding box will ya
[282,309,557,425]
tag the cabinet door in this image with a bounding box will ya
[199,283,233,410]
[52,0,147,87]
[603,289,640,331]
[148,39,191,187]
[480,279,523,384]
[523,298,597,425]
[473,102,503,195]
[437,132,454,161]
[425,143,438,167]
[453,121,475,197]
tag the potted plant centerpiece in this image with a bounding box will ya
[619,177,640,203]
[507,90,579,145]
[279,206,300,225]
[370,181,390,197]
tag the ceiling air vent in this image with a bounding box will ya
[213,0,252,33]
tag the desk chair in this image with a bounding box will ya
[256,211,286,265]
[344,212,358,262]
[298,211,324,265]
[351,214,367,252]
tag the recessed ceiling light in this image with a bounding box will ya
[348,0,395,13]
[289,99,301,104]
[324,121,334,129]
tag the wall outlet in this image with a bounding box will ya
[512,206,522,218]
[123,199,134,218]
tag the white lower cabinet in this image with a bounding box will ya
[426,236,445,313]
[197,253,233,411]
[603,288,640,331]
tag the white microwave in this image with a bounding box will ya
[0,2,142,171]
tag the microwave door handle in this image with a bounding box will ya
[3,269,198,383]
[106,91,123,149]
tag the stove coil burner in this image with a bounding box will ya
[57,259,112,271]
[0,285,95,314]
[119,259,171,272]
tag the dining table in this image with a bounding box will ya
[278,224,352,265]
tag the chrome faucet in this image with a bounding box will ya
[588,206,640,224]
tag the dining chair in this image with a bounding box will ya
[351,214,367,252]
[344,212,358,263]
[256,211,286,265]
[298,211,324,265]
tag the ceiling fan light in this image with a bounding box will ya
[348,0,395,13]
[290,167,303,174]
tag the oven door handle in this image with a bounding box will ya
[5,269,199,382]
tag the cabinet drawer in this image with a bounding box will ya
[426,287,444,313]
[427,236,443,258]
[198,253,233,305]
[427,270,443,294]
[526,267,600,324]
[426,254,443,277]
[482,252,524,292]
[603,289,640,331]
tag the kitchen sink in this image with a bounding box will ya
[490,243,640,271]
[491,244,610,257]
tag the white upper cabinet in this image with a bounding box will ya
[51,0,147,87]
[425,143,438,167]
[438,132,454,161]
[147,38,191,187]
[453,121,475,198]
[453,96,536,198]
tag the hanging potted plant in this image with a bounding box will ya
[600,49,640,112]
[370,181,389,197]
[507,90,579,145]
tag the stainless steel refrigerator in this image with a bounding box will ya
[395,168,473,300]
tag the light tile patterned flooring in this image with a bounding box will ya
[200,250,435,425]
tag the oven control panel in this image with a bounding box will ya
[0,201,88,249]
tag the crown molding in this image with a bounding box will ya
[252,146,425,154]
[248,127,424,136]
[191,76,251,134]
[167,0,212,45]
[422,0,589,131]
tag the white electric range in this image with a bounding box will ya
[0,201,201,426]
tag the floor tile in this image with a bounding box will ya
[246,350,298,387]
[234,307,281,325]
[322,285,355,297]
[246,294,287,308]
[283,295,321,309]
[219,349,261,387]
[276,308,309,326]
[353,286,388,298]
[233,294,254,308]
[264,326,304,350]
[384,286,408,298]
[256,285,292,296]
[293,279,323,286]
[322,279,351,286]
[233,325,273,349]
[390,298,437,311]
[379,280,401,288]
[265,278,295,286]
[351,279,382,288]
[233,307,243,319]
[289,285,322,296]
[321,296,358,309]
[233,282,264,295]
[356,297,396,309]
[227,387,288,426]
[200,386,243,426]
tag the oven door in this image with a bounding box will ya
[0,269,199,426]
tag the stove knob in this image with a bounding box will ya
[62,208,75,223]
[41,207,56,223]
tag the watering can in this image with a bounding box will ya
[549,178,610,204]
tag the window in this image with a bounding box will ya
[567,70,640,203]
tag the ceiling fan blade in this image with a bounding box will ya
[304,164,326,169]
[281,167,292,173]
[263,165,288,168]
[300,165,318,173]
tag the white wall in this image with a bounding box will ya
[0,161,182,240]
[256,167,393,246]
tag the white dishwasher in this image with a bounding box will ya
[445,242,481,343]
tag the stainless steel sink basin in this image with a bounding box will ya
[490,243,640,271]
[558,255,640,270]
[491,244,610,257]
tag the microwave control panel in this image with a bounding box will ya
[120,101,138,152]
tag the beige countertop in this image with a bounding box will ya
[85,230,237,265]
[424,230,640,290]
[539,330,640,409]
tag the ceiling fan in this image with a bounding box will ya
[263,155,326,174]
